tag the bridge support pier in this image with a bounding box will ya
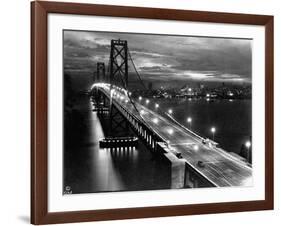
[164,153,186,189]
[156,142,216,189]
[184,163,215,188]
[156,142,186,188]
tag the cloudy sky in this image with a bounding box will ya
[64,30,252,89]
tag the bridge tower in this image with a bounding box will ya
[108,39,130,137]
[93,71,96,82]
[93,62,106,82]
[97,62,106,82]
[109,39,128,89]
[93,62,106,111]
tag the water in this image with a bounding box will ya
[63,95,170,194]
[64,95,251,194]
[155,98,252,154]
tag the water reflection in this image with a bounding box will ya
[89,109,125,192]
[64,96,170,194]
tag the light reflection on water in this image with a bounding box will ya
[64,96,251,194]
[89,106,125,191]
[64,97,170,194]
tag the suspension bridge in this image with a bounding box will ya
[90,39,252,189]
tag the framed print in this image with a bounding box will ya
[31,1,274,224]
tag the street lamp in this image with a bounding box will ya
[187,117,192,129]
[193,145,199,151]
[168,109,173,114]
[138,96,142,101]
[245,141,251,148]
[155,103,159,108]
[211,127,216,140]
[168,128,174,135]
[110,89,115,97]
[153,118,159,124]
[245,141,251,162]
[146,99,150,104]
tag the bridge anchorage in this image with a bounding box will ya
[90,39,252,189]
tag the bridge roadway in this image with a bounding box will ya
[93,83,252,187]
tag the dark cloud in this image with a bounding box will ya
[63,30,252,88]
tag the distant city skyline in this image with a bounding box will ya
[64,30,252,89]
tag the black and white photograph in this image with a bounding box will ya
[63,30,253,194]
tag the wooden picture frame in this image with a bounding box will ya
[31,1,274,224]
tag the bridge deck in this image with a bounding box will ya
[96,84,252,187]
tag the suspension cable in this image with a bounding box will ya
[117,71,144,118]
[106,44,155,129]
[127,48,147,90]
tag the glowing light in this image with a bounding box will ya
[193,145,199,151]
[206,93,210,97]
[139,96,142,101]
[168,109,173,114]
[206,98,210,102]
[125,99,129,103]
[110,89,116,97]
[146,99,150,104]
[153,118,159,124]
[140,110,145,115]
[120,96,124,100]
[155,103,159,108]
[187,117,192,123]
[188,88,192,92]
[211,127,216,133]
[245,141,251,148]
[167,128,174,134]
